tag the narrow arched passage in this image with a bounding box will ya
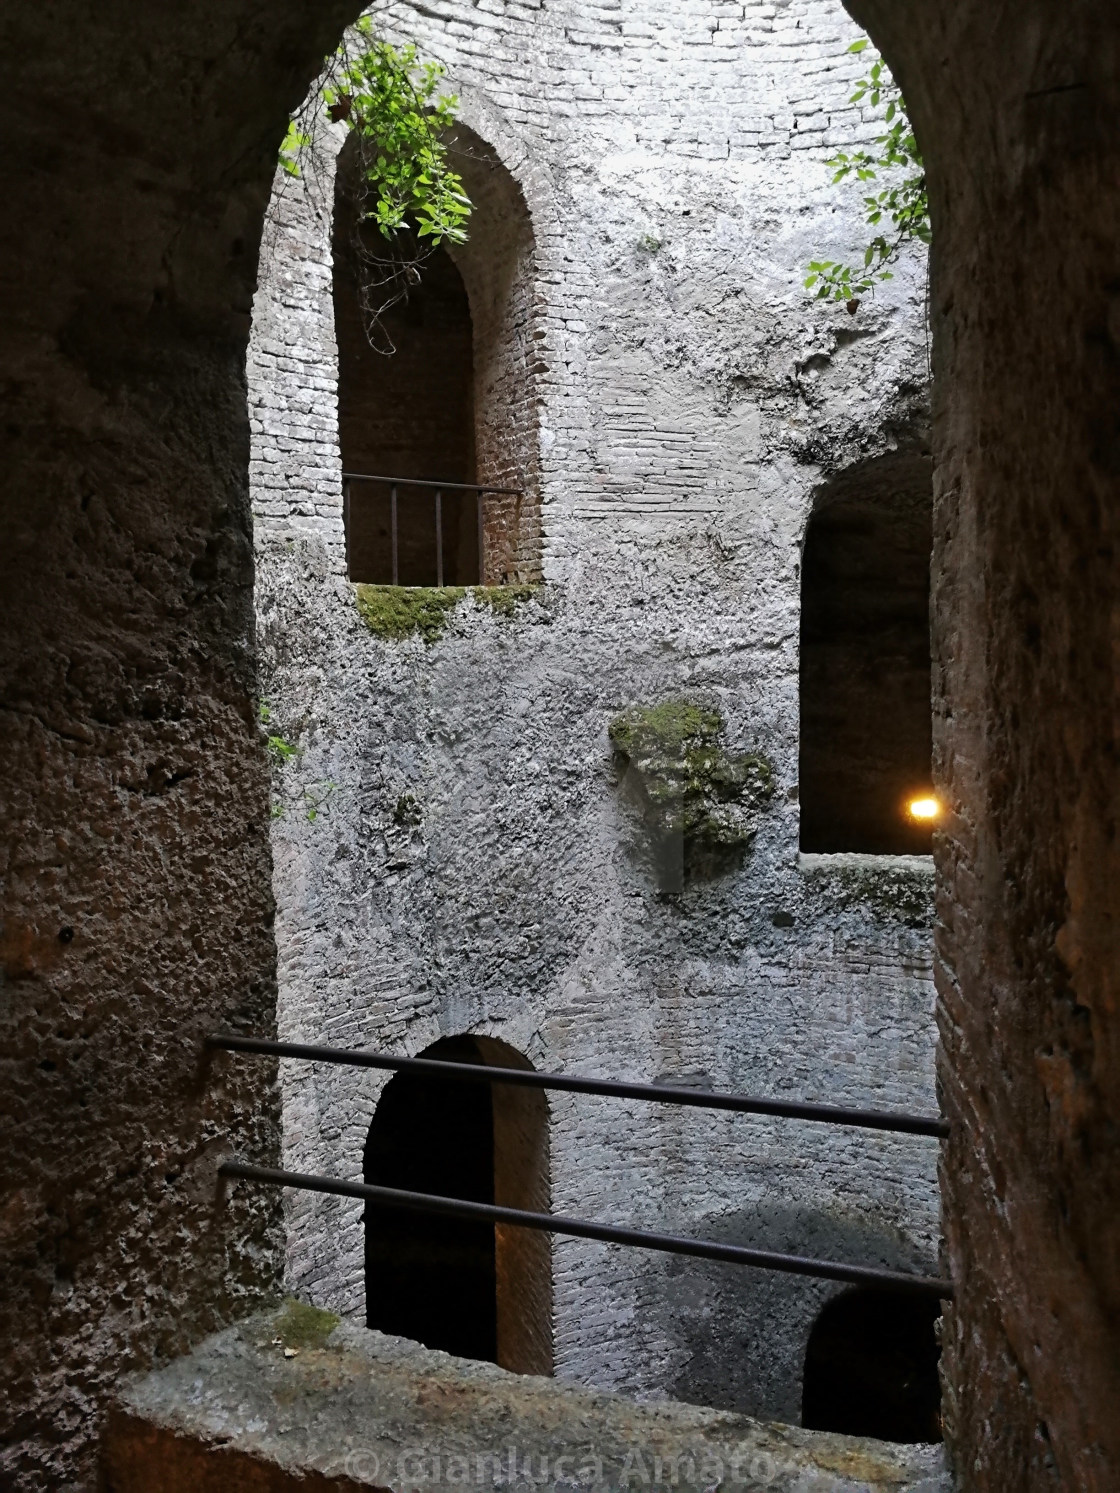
[363,1034,552,1374]
[801,1287,941,1444]
[332,122,540,587]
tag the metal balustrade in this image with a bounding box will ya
[342,472,523,587]
[209,1032,953,1300]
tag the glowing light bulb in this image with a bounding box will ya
[908,796,940,821]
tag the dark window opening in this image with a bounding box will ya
[799,450,934,854]
[802,1287,942,1443]
[333,125,542,588]
[333,140,478,586]
[363,1034,552,1374]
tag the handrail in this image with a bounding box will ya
[212,1037,953,1301]
[207,1034,949,1137]
[342,471,523,495]
[342,472,522,586]
[220,1162,953,1299]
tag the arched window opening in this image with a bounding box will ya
[363,1034,552,1374]
[333,136,476,586]
[334,126,540,587]
[801,1288,942,1444]
[798,450,934,854]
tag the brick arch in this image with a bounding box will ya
[445,122,542,583]
[332,131,479,584]
[252,79,545,585]
[363,1033,552,1375]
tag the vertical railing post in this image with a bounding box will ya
[390,483,399,586]
[477,488,485,586]
[435,489,444,588]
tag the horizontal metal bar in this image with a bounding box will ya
[206,1034,949,1138]
[219,1161,953,1299]
[342,471,522,495]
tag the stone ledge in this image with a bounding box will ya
[102,1305,950,1493]
[797,854,935,877]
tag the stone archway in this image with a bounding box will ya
[843,6,1120,1486]
[801,1287,942,1444]
[363,1034,552,1375]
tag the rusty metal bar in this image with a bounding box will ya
[219,1161,953,1299]
[476,489,485,585]
[206,1034,949,1138]
[390,483,398,586]
[342,471,522,496]
[435,489,443,589]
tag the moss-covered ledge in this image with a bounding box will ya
[354,585,540,643]
[797,851,935,927]
[102,1305,949,1492]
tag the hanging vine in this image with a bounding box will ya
[805,39,929,310]
[277,17,473,353]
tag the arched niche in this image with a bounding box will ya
[801,1286,942,1444]
[798,448,934,854]
[333,122,540,586]
[363,1033,552,1375]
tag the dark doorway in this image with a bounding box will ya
[333,137,478,585]
[364,1035,495,1360]
[802,1287,942,1443]
[798,450,934,854]
[363,1034,552,1372]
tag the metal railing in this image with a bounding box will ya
[342,472,523,588]
[209,1033,953,1300]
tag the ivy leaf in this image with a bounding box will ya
[805,35,928,307]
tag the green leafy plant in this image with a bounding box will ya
[301,781,338,823]
[260,703,315,818]
[261,705,299,765]
[267,734,298,764]
[282,24,470,247]
[805,39,929,306]
[278,122,312,179]
[277,20,473,350]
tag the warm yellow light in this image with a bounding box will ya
[908,796,941,821]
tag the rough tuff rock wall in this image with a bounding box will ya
[847,2,1120,1488]
[248,0,942,1426]
[0,3,360,1487]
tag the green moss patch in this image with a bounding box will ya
[354,584,541,642]
[354,585,467,643]
[272,1298,340,1350]
[609,699,774,885]
[472,584,539,619]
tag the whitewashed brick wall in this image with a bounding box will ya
[248,0,938,1425]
